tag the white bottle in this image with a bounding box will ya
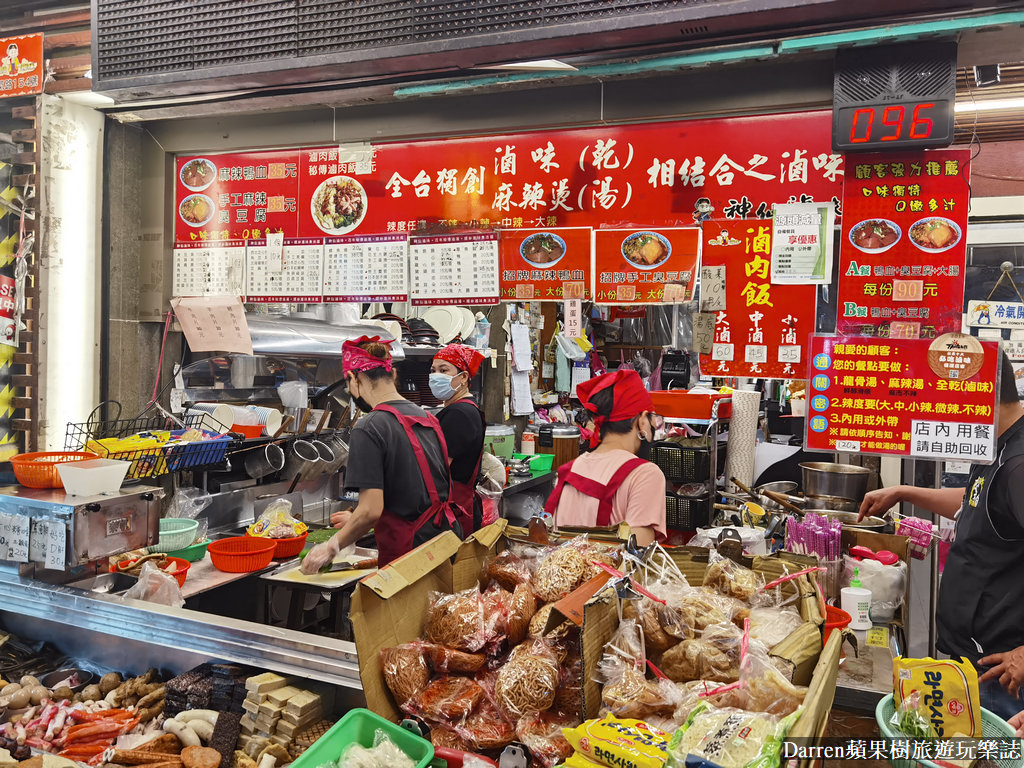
[842,567,873,630]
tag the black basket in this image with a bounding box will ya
[650,441,711,484]
[665,492,712,531]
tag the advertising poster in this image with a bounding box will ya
[0,34,43,99]
[770,201,835,284]
[698,220,817,379]
[805,333,999,462]
[836,149,970,339]
[498,227,592,301]
[592,228,700,304]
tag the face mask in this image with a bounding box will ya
[429,372,458,401]
[347,376,374,414]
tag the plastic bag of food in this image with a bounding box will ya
[666,702,800,768]
[380,642,430,707]
[506,583,538,646]
[892,657,982,738]
[553,650,583,715]
[890,690,935,738]
[422,643,487,675]
[660,622,745,684]
[339,729,416,768]
[621,596,678,657]
[703,553,763,602]
[457,698,517,751]
[532,537,598,603]
[122,561,185,608]
[662,587,749,641]
[403,676,484,722]
[563,715,670,768]
[721,648,807,717]
[494,640,560,719]
[482,549,532,591]
[425,588,490,653]
[247,499,308,539]
[430,724,471,752]
[516,710,577,768]
[747,607,806,649]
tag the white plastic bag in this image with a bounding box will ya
[842,556,906,622]
[122,561,185,608]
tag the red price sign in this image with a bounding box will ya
[592,228,700,305]
[499,228,592,301]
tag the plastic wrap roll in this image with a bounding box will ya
[724,389,761,494]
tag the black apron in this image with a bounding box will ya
[936,417,1024,663]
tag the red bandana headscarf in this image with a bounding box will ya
[576,369,654,447]
[433,344,485,377]
[342,336,393,376]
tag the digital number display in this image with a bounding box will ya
[833,100,953,152]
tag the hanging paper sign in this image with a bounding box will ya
[409,233,500,306]
[836,149,970,338]
[693,312,715,355]
[323,234,409,302]
[244,238,324,302]
[499,227,592,301]
[564,300,583,339]
[805,333,999,462]
[592,228,700,304]
[966,300,1024,329]
[170,296,253,355]
[699,265,727,312]
[770,202,835,284]
[698,220,817,379]
[172,240,246,297]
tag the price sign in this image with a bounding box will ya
[45,521,67,570]
[7,514,29,562]
[29,518,49,562]
[699,266,726,311]
[892,279,924,302]
[0,513,11,560]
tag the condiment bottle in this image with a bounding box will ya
[842,567,873,630]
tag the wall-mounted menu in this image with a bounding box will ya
[592,228,700,304]
[498,228,593,301]
[410,233,500,306]
[245,238,324,303]
[172,240,246,297]
[323,234,409,303]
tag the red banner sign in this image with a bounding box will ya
[805,334,999,461]
[499,228,592,301]
[593,228,701,304]
[698,220,817,379]
[836,149,970,339]
[173,110,844,244]
[0,34,43,99]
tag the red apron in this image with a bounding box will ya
[445,398,485,534]
[372,404,468,567]
[544,455,649,527]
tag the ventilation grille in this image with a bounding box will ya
[834,45,956,105]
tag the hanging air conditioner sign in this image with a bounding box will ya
[967,300,1024,329]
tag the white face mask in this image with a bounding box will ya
[429,372,459,401]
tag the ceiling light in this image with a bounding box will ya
[955,97,1024,112]
[477,59,578,72]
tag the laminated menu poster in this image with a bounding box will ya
[498,227,592,301]
[409,233,499,306]
[592,228,700,304]
[805,333,999,462]
[698,220,817,379]
[836,148,970,339]
[172,240,246,297]
[245,237,324,303]
[323,234,409,302]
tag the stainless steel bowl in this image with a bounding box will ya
[41,668,95,693]
[807,509,886,531]
[799,462,871,502]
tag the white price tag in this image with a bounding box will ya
[8,515,29,562]
[29,518,48,563]
[835,440,861,452]
[564,299,583,339]
[169,388,185,414]
[700,266,726,312]
[45,521,67,570]
[0,513,12,560]
[266,232,284,273]
[693,312,715,355]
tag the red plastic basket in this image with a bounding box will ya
[208,536,276,573]
[245,532,308,559]
[11,452,101,489]
[111,556,191,588]
[650,391,732,421]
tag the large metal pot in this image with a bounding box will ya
[799,462,871,503]
[804,494,859,514]
[754,481,804,511]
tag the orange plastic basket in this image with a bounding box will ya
[208,536,276,573]
[246,532,308,559]
[11,452,101,489]
[112,556,191,588]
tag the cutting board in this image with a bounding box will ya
[261,549,377,589]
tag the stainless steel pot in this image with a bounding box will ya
[799,462,871,502]
[803,494,859,513]
[754,481,805,511]
[810,509,886,531]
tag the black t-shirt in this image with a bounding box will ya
[990,417,1024,538]
[437,399,485,485]
[345,400,451,522]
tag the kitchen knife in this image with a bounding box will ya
[323,557,378,573]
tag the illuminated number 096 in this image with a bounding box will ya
[849,102,935,143]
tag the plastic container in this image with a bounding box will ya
[230,424,264,439]
[841,567,872,630]
[166,540,209,563]
[11,452,101,489]
[875,694,1017,768]
[247,531,308,559]
[208,536,276,573]
[483,425,515,459]
[111,556,190,588]
[148,518,200,554]
[823,604,852,645]
[56,458,129,496]
[651,391,732,420]
[511,453,554,473]
[291,708,434,768]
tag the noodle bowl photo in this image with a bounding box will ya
[908,217,961,253]
[310,175,368,234]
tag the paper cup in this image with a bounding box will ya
[245,405,284,436]
[185,403,233,433]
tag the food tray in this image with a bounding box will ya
[208,536,276,573]
[166,540,209,563]
[247,531,308,559]
[665,491,712,531]
[291,708,433,768]
[650,442,711,484]
[11,452,101,489]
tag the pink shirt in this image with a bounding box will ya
[552,449,668,540]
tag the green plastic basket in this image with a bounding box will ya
[291,708,433,768]
[166,540,209,563]
[511,453,554,473]
[876,694,1019,768]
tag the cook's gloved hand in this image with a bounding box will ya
[300,536,341,574]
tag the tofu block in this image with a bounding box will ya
[281,708,321,727]
[270,735,291,749]
[242,699,260,715]
[267,686,300,706]
[245,673,286,694]
[245,692,269,705]
[240,715,257,733]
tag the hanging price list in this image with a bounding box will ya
[410,233,500,306]
[323,234,409,302]
[0,513,30,562]
[245,238,324,302]
[172,240,246,297]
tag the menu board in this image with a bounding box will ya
[805,334,999,461]
[592,228,700,304]
[324,234,409,302]
[172,240,246,297]
[245,238,324,302]
[836,149,970,339]
[499,228,592,301]
[698,220,817,379]
[409,233,500,306]
[173,110,844,245]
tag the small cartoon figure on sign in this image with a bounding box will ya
[707,229,740,246]
[972,303,992,326]
[692,197,714,224]
[1,42,38,76]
